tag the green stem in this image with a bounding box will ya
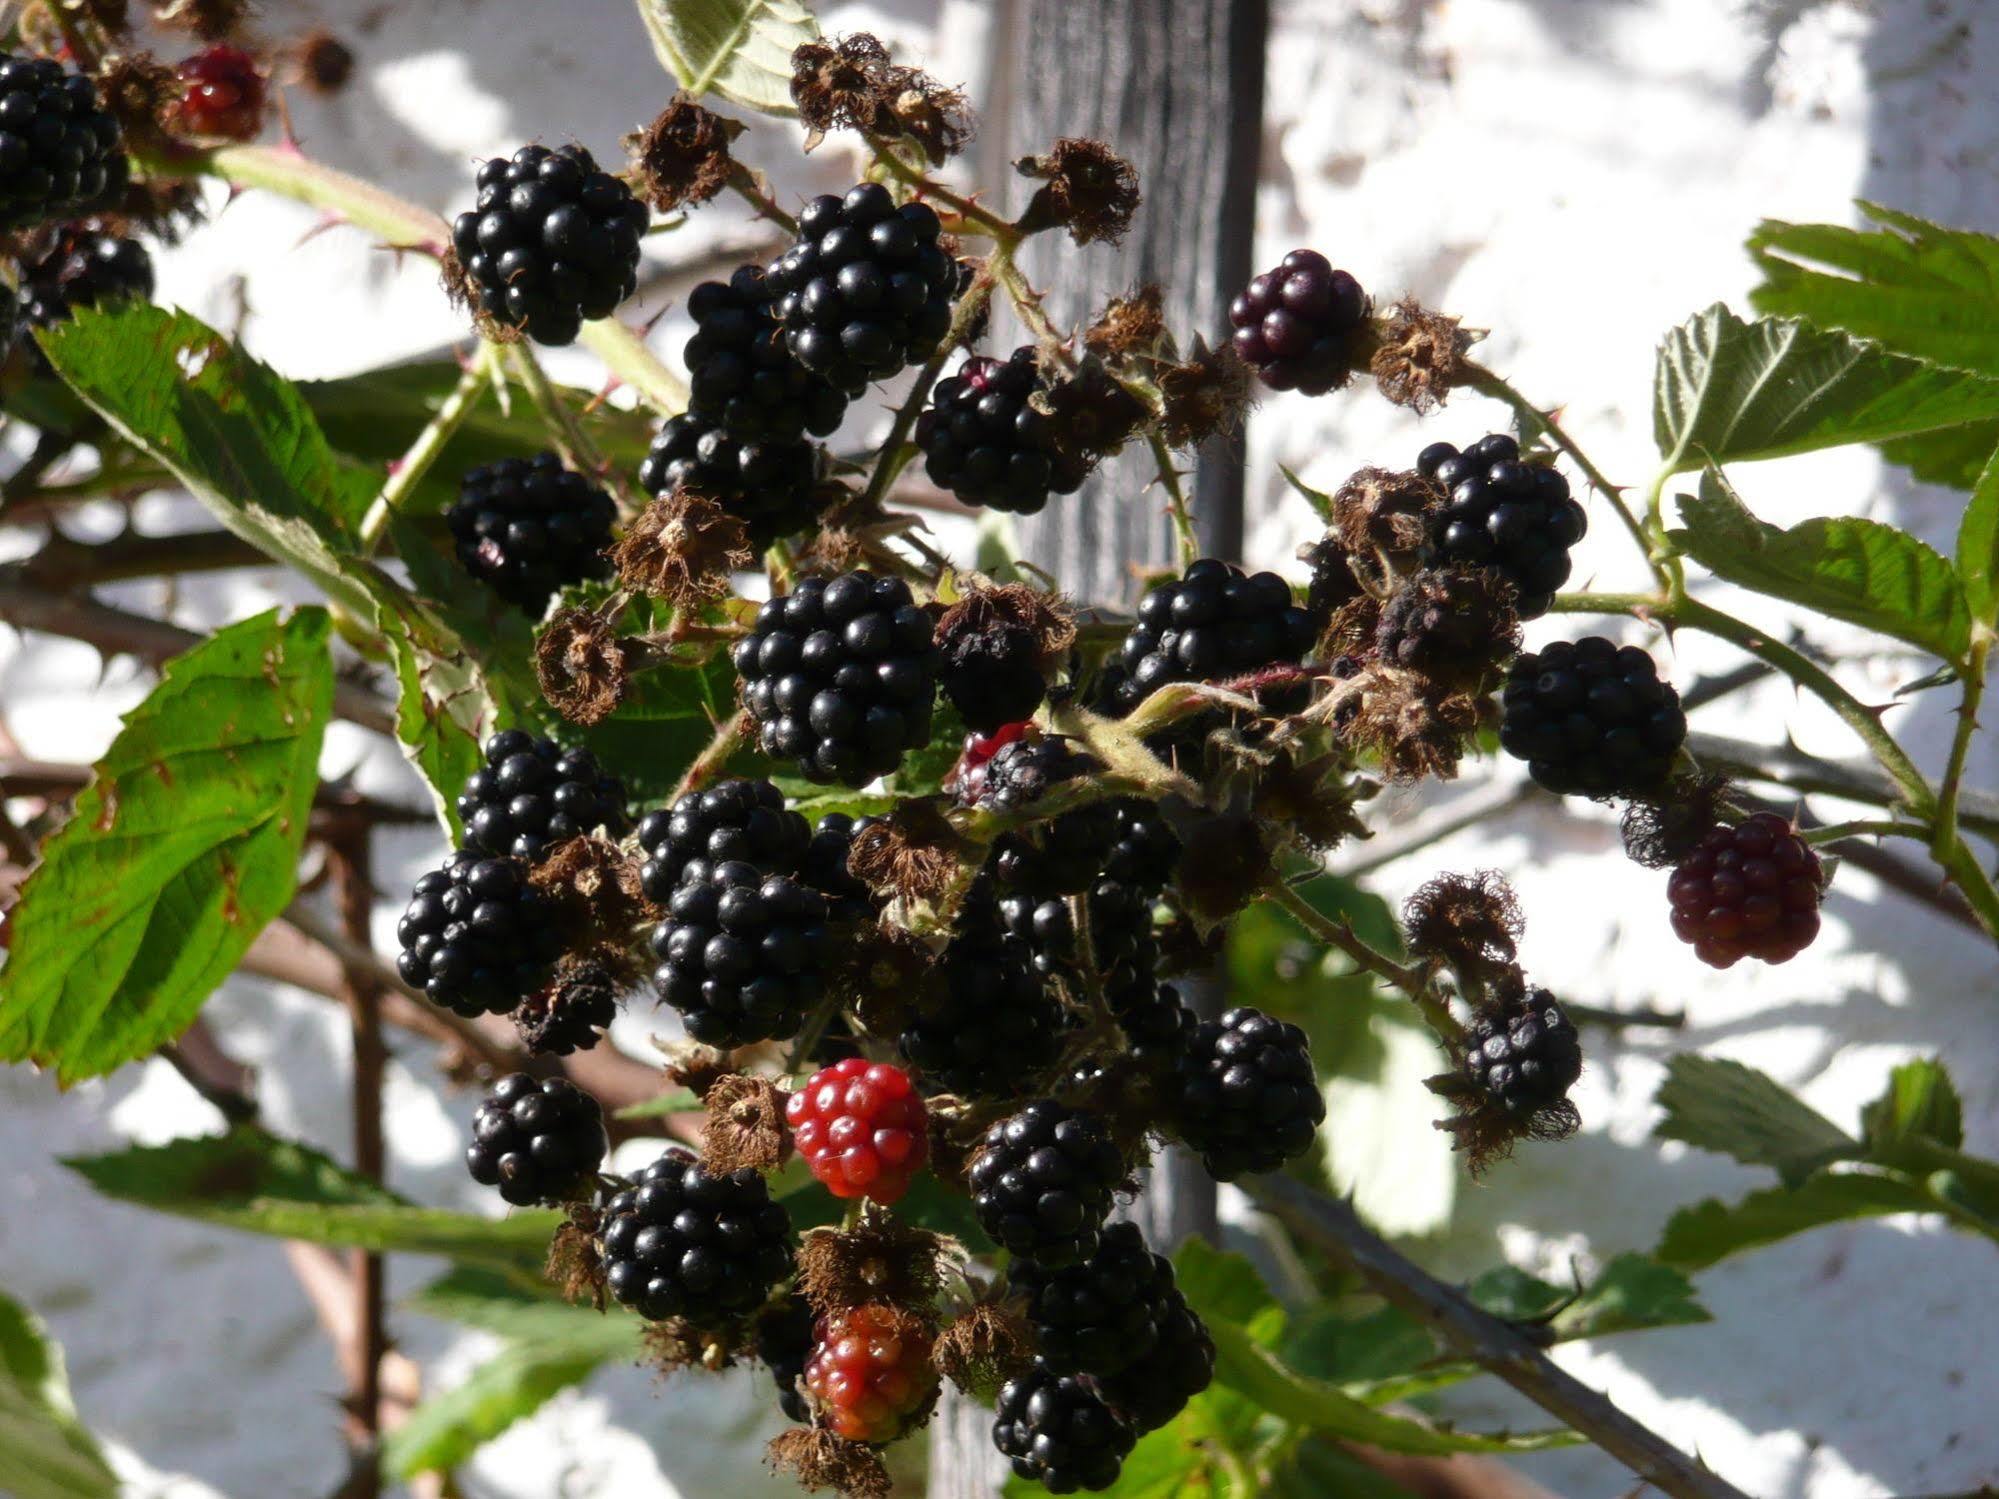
[358,345,495,555]
[576,317,688,417]
[506,343,605,479]
[192,144,450,249]
[873,149,1018,241]
[861,274,995,512]
[1802,819,1931,846]
[1148,430,1199,566]
[1934,635,1991,864]
[1267,882,1462,1047]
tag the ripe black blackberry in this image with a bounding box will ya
[967,1100,1124,1266]
[1009,1222,1177,1378]
[732,571,940,786]
[451,142,646,346]
[969,735,1093,814]
[939,622,1047,735]
[650,859,829,1046]
[1464,985,1583,1116]
[1299,535,1365,615]
[684,264,848,440]
[599,1148,794,1324]
[916,347,1090,513]
[636,410,822,548]
[1110,558,1321,713]
[1107,978,1193,1073]
[1099,1296,1214,1433]
[1499,636,1686,797]
[992,1364,1134,1494]
[1227,249,1369,395]
[456,730,627,862]
[464,1073,606,1206]
[1169,1006,1323,1180]
[20,229,153,331]
[446,453,617,615]
[635,777,810,904]
[766,181,958,393]
[0,54,125,229]
[898,903,1062,1098]
[800,810,881,914]
[1375,567,1520,691]
[1418,434,1587,619]
[395,851,562,1017]
[999,877,1158,998]
[755,1294,815,1423]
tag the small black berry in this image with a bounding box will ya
[1098,1295,1215,1433]
[465,1073,606,1206]
[650,860,829,1046]
[1228,249,1369,395]
[446,453,617,615]
[636,408,822,548]
[1008,1221,1178,1378]
[635,777,810,904]
[21,229,153,331]
[898,900,1062,1098]
[599,1148,794,1325]
[1419,433,1586,619]
[1499,636,1686,797]
[684,264,848,440]
[992,1364,1134,1493]
[917,346,1090,513]
[456,729,628,861]
[967,1100,1124,1266]
[0,54,126,229]
[1110,558,1320,713]
[938,620,1048,734]
[1169,1006,1323,1180]
[395,851,562,1017]
[1464,986,1583,1116]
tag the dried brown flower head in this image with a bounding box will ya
[932,1294,1035,1400]
[1428,976,1582,1175]
[612,490,754,607]
[529,835,653,973]
[1621,772,1734,869]
[767,1427,891,1499]
[1333,466,1443,576]
[701,1073,790,1173]
[1252,752,1369,856]
[628,94,745,213]
[1374,567,1521,693]
[1156,339,1256,448]
[796,1216,950,1317]
[535,606,635,727]
[1084,284,1167,360]
[791,34,972,163]
[92,52,180,150]
[846,800,975,911]
[547,1203,606,1308]
[1039,357,1149,463]
[1325,663,1481,782]
[1403,871,1524,985]
[643,1316,745,1374]
[1370,297,1477,414]
[662,1043,733,1098]
[1016,138,1140,246]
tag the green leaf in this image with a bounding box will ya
[580,654,735,807]
[1656,1171,1935,1269]
[1278,464,1337,525]
[1669,468,1971,663]
[613,1088,704,1120]
[0,1291,117,1499]
[1173,1240,1281,1330]
[410,1267,643,1342]
[1268,1436,1420,1499]
[633,0,819,115]
[1652,303,1999,474]
[1958,442,1999,625]
[1654,1055,1860,1187]
[1882,421,1999,491]
[1860,1057,1964,1154]
[0,609,332,1085]
[1548,1253,1710,1340]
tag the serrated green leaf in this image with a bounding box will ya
[1279,464,1337,525]
[1549,1253,1709,1340]
[1656,1171,1935,1269]
[0,1291,117,1499]
[634,0,819,115]
[0,609,332,1085]
[1958,442,1999,625]
[1860,1057,1964,1154]
[1669,468,1970,663]
[1882,420,1999,491]
[1655,1056,1861,1186]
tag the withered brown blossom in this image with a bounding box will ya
[701,1073,790,1173]
[628,94,745,213]
[795,1217,949,1317]
[535,606,635,727]
[932,1294,1035,1399]
[1084,284,1166,359]
[1038,357,1149,462]
[1402,871,1524,985]
[766,1428,891,1499]
[790,34,972,163]
[1156,339,1256,448]
[611,490,754,607]
[1370,297,1477,414]
[1016,137,1141,246]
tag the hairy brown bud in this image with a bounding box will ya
[1084,284,1167,360]
[933,1294,1036,1400]
[1156,340,1256,448]
[628,93,745,212]
[766,1427,891,1498]
[1370,298,1477,414]
[1324,663,1482,782]
[529,835,653,976]
[1016,138,1141,246]
[796,1217,950,1318]
[1333,466,1443,577]
[1403,871,1524,985]
[546,1203,606,1308]
[846,800,977,913]
[791,34,972,164]
[535,606,635,727]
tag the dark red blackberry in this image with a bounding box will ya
[451,142,646,346]
[1098,1296,1214,1432]
[0,54,126,229]
[464,1073,606,1206]
[967,1100,1124,1266]
[939,620,1048,734]
[637,409,822,548]
[1464,985,1583,1117]
[20,229,153,330]
[1667,811,1824,968]
[803,1303,940,1443]
[174,44,266,140]
[599,1148,794,1325]
[898,900,1062,1098]
[1418,434,1587,619]
[684,264,848,440]
[1169,1006,1323,1180]
[650,860,829,1046]
[445,453,617,615]
[456,729,627,861]
[765,182,958,393]
[1499,636,1686,798]
[916,346,1090,513]
[755,1294,815,1423]
[635,777,810,904]
[1110,558,1321,713]
[1009,1222,1177,1378]
[1227,249,1369,396]
[732,571,940,787]
[992,1364,1134,1493]
[395,850,562,1017]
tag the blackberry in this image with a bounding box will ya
[1107,978,1194,1073]
[599,1148,794,1325]
[684,264,848,439]
[1110,559,1320,713]
[1300,535,1365,615]
[755,1294,815,1423]
[916,347,1089,513]
[650,860,829,1046]
[1374,567,1520,691]
[20,229,153,332]
[803,1304,940,1443]
[0,54,126,230]
[1227,249,1369,396]
[766,182,959,393]
[637,409,822,547]
[1009,1222,1177,1378]
[1169,1007,1323,1180]
[451,142,646,346]
[635,777,809,904]
[513,964,617,1055]
[992,1364,1133,1493]
[973,735,1095,813]
[456,730,627,862]
[1101,801,1179,892]
[898,904,1062,1098]
[1667,811,1824,968]
[999,877,1158,997]
[1418,434,1587,619]
[395,850,562,1017]
[800,810,880,914]
[939,621,1047,735]
[1463,986,1583,1116]
[785,1058,930,1205]
[1098,1297,1214,1433]
[174,44,266,141]
[464,1073,606,1206]
[966,1100,1124,1266]
[1499,637,1686,798]
[446,453,617,615]
[732,571,940,787]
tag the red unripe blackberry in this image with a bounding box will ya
[456,729,627,861]
[802,1303,940,1444]
[0,54,126,229]
[1419,433,1586,619]
[1666,811,1824,968]
[635,777,810,904]
[1227,248,1369,395]
[992,1363,1134,1493]
[1168,1006,1323,1180]
[944,721,1034,805]
[967,1100,1124,1267]
[786,1057,930,1205]
[465,1073,606,1206]
[1499,636,1686,798]
[446,453,617,615]
[599,1148,794,1325]
[1464,987,1583,1116]
[175,45,266,140]
[916,346,1090,513]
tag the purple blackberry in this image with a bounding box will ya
[635,777,810,904]
[916,346,1090,513]
[1463,985,1583,1116]
[1418,434,1587,619]
[649,859,829,1046]
[992,1364,1133,1493]
[446,453,617,615]
[0,54,126,229]
[1498,636,1686,797]
[395,851,562,1017]
[599,1148,794,1325]
[1227,249,1369,395]
[1168,1007,1323,1180]
[967,1100,1124,1266]
[684,264,848,440]
[456,730,627,862]
[465,1073,606,1206]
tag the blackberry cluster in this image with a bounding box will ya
[1009,1222,1177,1377]
[636,410,822,547]
[1169,1007,1324,1180]
[650,860,829,1045]
[636,777,809,904]
[451,142,646,346]
[1109,559,1320,712]
[684,265,847,439]
[1098,1298,1215,1432]
[1418,434,1587,619]
[732,571,940,786]
[898,902,1062,1098]
[1667,811,1824,968]
[456,730,627,861]
[999,876,1157,998]
[1227,249,1369,395]
[755,1295,815,1423]
[0,54,125,229]
[1463,987,1583,1117]
[992,1366,1134,1494]
[21,230,153,332]
[446,453,617,615]
[464,1073,606,1206]
[395,851,561,1016]
[1106,978,1195,1074]
[766,182,958,392]
[600,1149,794,1325]
[916,347,1089,513]
[1499,637,1687,798]
[939,619,1047,734]
[967,1101,1124,1266]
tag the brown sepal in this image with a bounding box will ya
[628,93,745,212]
[1038,357,1149,463]
[1370,298,1477,414]
[1402,871,1524,986]
[535,606,635,727]
[547,1203,607,1309]
[767,1428,892,1499]
[612,489,754,607]
[701,1073,791,1173]
[1427,1071,1581,1177]
[1252,752,1369,856]
[796,1216,951,1319]
[932,1293,1036,1400]
[1156,339,1256,448]
[790,34,972,164]
[846,799,976,911]
[1084,284,1167,360]
[1322,663,1481,782]
[1332,466,1444,578]
[643,1317,745,1374]
[530,835,654,977]
[1015,138,1141,247]
[662,1043,733,1099]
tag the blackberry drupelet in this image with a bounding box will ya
[650,859,829,1046]
[684,264,848,439]
[755,1294,815,1423]
[992,1364,1134,1494]
[732,570,940,786]
[1667,811,1824,968]
[898,904,1062,1098]
[464,1073,606,1206]
[0,53,125,229]
[1463,986,1583,1116]
[966,1100,1124,1266]
[1169,1006,1323,1180]
[1499,636,1687,798]
[456,729,627,861]
[1009,1222,1176,1378]
[174,44,266,140]
[1098,1296,1214,1433]
[1227,249,1369,396]
[451,142,646,346]
[395,850,561,1017]
[636,777,810,904]
[1110,558,1321,713]
[446,452,617,615]
[636,409,822,547]
[1418,433,1587,619]
[800,810,880,913]
[599,1148,794,1325]
[945,722,1034,806]
[20,229,153,330]
[766,181,959,393]
[1106,978,1194,1073]
[916,346,1090,513]
[998,876,1158,997]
